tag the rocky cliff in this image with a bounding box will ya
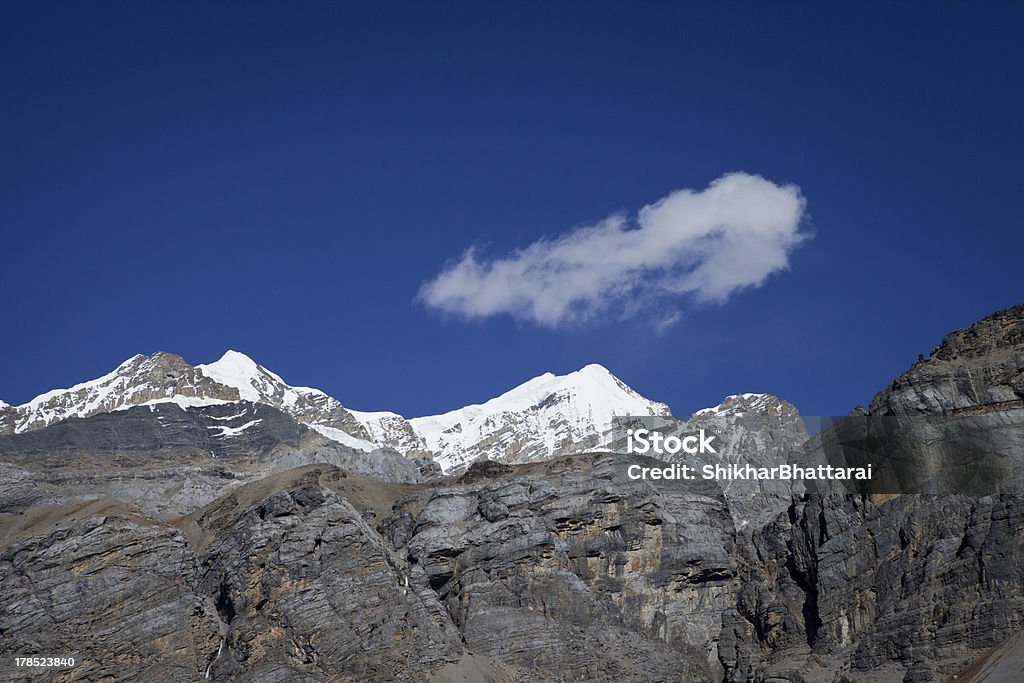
[869,302,1024,417]
[720,304,1024,681]
[0,460,731,682]
[0,401,439,517]
[1,303,1023,681]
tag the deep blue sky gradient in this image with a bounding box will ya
[2,2,1022,416]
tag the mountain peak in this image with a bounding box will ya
[195,351,373,442]
[571,363,626,384]
[217,349,259,366]
[205,350,267,377]
[4,351,237,433]
[402,362,671,473]
[3,350,672,473]
[868,302,1024,416]
[536,364,614,384]
[118,353,148,366]
[693,393,800,421]
[197,351,288,403]
[577,363,612,375]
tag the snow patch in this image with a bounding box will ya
[308,424,377,452]
[207,419,262,438]
[207,410,252,421]
[197,350,280,403]
[119,396,232,412]
[349,409,405,422]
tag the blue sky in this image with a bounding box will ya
[2,2,1022,417]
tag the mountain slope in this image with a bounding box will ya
[1,352,238,434]
[682,393,808,528]
[196,350,375,448]
[0,350,375,447]
[390,363,670,472]
[0,400,436,515]
[349,409,431,457]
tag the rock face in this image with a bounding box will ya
[0,402,13,434]
[0,499,223,682]
[11,442,1018,682]
[0,459,733,682]
[869,303,1024,416]
[191,468,466,681]
[718,303,1024,682]
[383,456,727,682]
[0,462,53,512]
[0,401,437,516]
[605,392,809,530]
[684,394,808,529]
[349,410,434,460]
[1,303,1024,682]
[720,490,1024,682]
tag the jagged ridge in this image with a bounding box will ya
[2,352,674,473]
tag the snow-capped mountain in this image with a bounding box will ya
[401,364,670,472]
[693,392,801,421]
[195,351,376,451]
[677,392,807,528]
[349,410,431,458]
[0,350,376,447]
[3,352,670,472]
[1,352,239,434]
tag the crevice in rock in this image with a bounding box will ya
[215,582,236,624]
[429,572,453,593]
[784,551,821,645]
[786,513,822,646]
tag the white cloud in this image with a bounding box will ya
[418,172,809,328]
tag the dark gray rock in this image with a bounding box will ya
[721,490,1024,682]
[720,303,1024,682]
[0,402,436,516]
[194,469,466,681]
[0,500,223,682]
[386,456,731,682]
[0,462,54,513]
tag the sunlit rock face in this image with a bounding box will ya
[2,352,240,434]
[869,302,1024,417]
